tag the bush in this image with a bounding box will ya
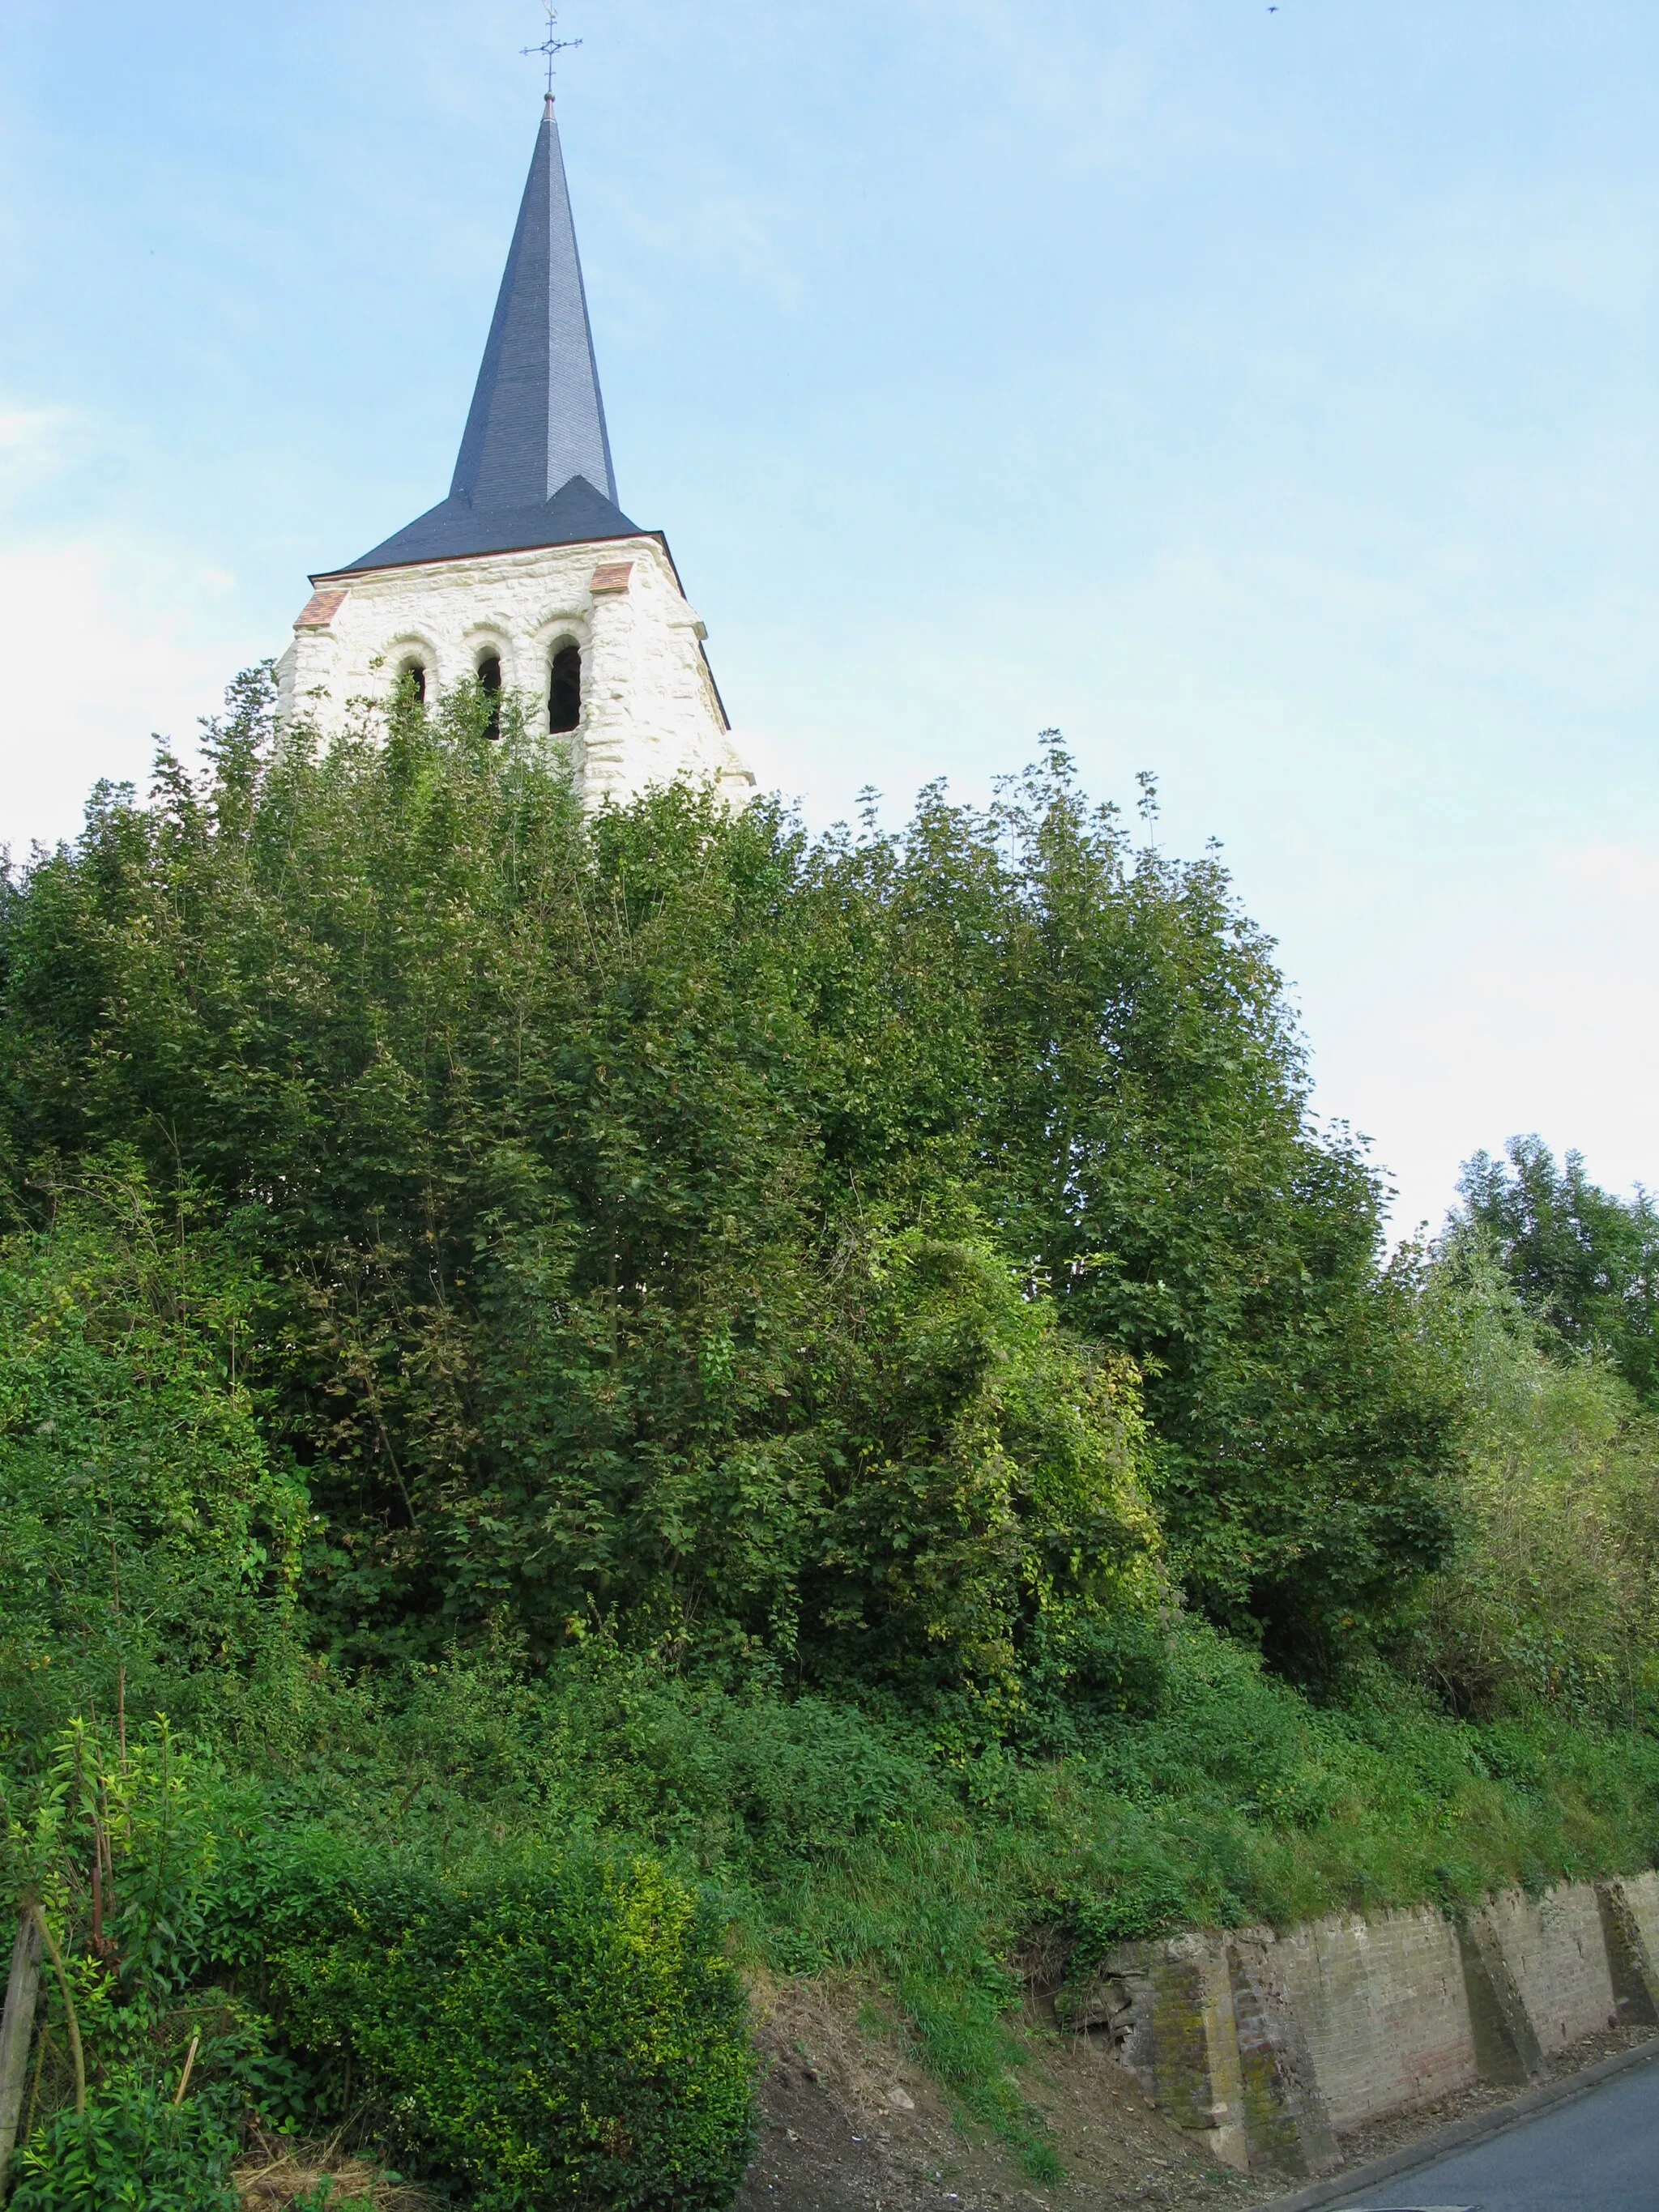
[1416,1245,1659,1720]
[0,1164,305,1752]
[215,1835,756,2212]
[2,1720,753,2212]
[11,2085,240,2212]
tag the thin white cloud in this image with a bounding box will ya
[0,404,70,453]
[0,542,249,861]
[0,403,79,490]
[1550,842,1659,899]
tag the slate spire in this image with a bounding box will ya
[339,98,637,573]
[451,93,619,511]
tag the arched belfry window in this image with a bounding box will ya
[403,662,427,705]
[549,644,582,734]
[477,651,502,740]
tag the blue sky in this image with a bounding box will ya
[3,0,1657,1234]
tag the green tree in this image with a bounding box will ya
[0,676,1452,1684]
[963,754,1456,1669]
[1455,1135,1659,1404]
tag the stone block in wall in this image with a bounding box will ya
[1273,1907,1477,2131]
[1225,1930,1341,2177]
[1054,1946,1143,2051]
[1057,1936,1249,2169]
[1599,1874,1659,2027]
[1469,1885,1618,2059]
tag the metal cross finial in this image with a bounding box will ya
[522,2,582,100]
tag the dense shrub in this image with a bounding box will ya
[10,2087,240,2212]
[0,1166,305,1749]
[208,1832,755,2211]
[4,1724,755,2212]
[2,1724,309,2187]
[1414,1245,1659,1720]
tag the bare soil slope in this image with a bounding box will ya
[736,1983,1659,2212]
[736,1981,1271,2212]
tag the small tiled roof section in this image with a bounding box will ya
[333,99,638,577]
[294,587,348,629]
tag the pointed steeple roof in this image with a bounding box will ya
[339,98,638,573]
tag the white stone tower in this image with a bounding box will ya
[275,95,753,808]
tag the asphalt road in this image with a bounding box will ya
[1336,2053,1659,2210]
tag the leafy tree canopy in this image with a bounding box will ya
[0,670,1456,1693]
[1454,1134,1659,1405]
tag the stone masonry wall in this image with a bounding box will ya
[1468,1886,1618,2061]
[1057,1876,1659,2181]
[1273,1906,1477,2132]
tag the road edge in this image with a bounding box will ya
[1262,2031,1659,2210]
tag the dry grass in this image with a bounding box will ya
[232,2128,434,2210]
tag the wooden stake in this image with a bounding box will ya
[32,1911,84,2119]
[0,1910,44,2189]
[173,2031,201,2107]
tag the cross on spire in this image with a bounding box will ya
[522,3,581,102]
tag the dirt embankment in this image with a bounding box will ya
[735,1980,1658,2212]
[736,1980,1269,2212]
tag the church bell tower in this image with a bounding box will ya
[276,93,753,808]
